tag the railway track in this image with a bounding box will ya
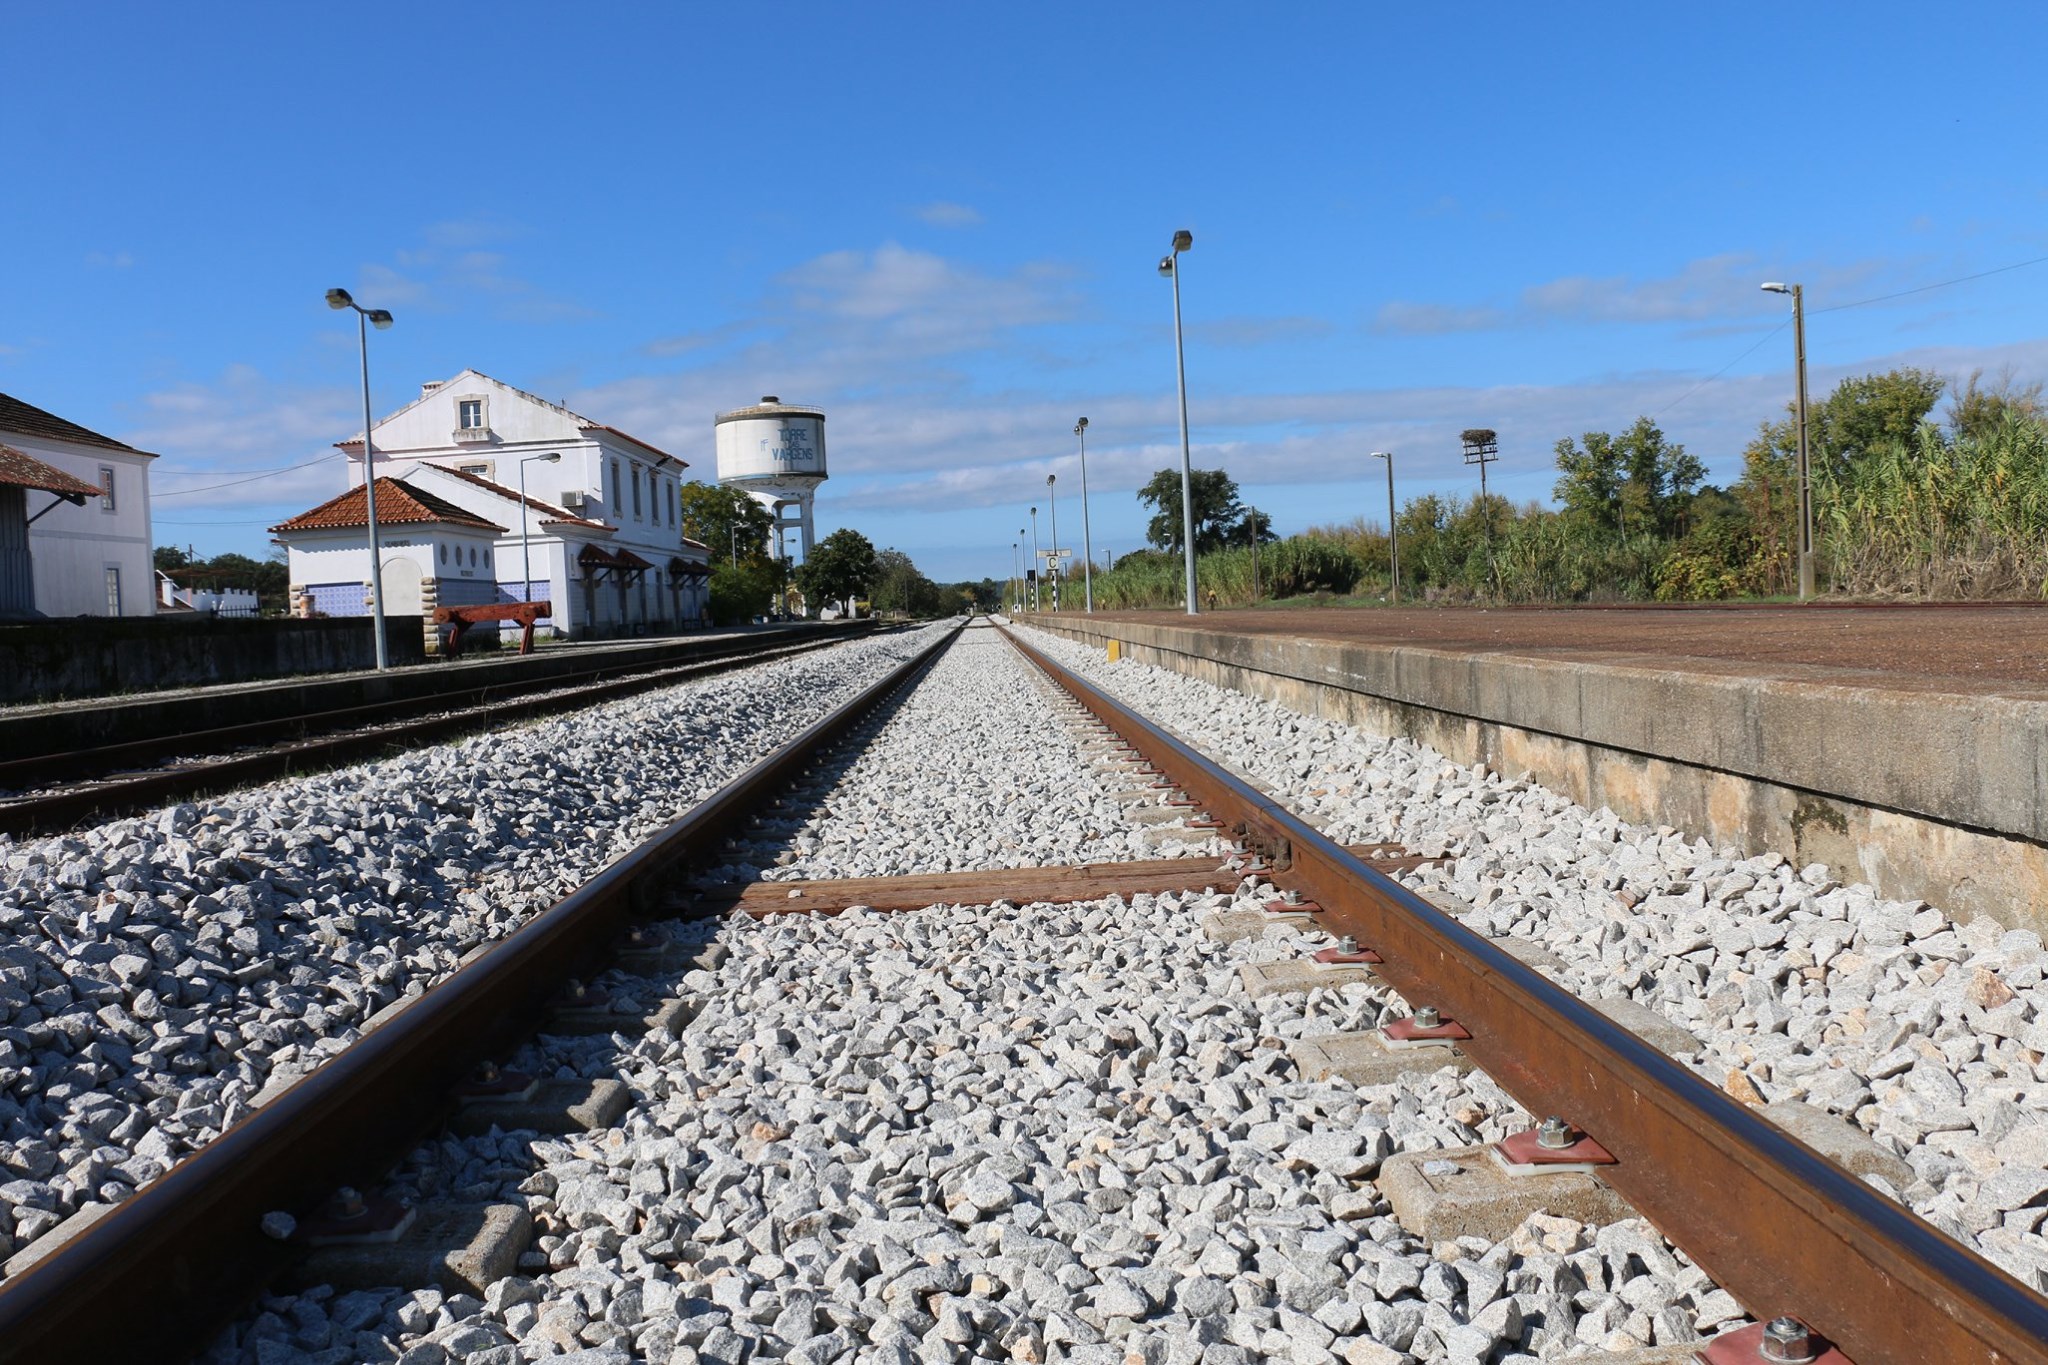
[0,626,878,836]
[0,618,2041,1363]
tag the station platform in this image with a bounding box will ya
[1025,605,2048,932]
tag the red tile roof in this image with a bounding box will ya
[0,394,154,455]
[419,462,615,531]
[579,423,686,468]
[0,443,105,498]
[269,477,508,534]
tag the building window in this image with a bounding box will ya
[458,462,490,477]
[458,399,485,430]
[104,566,121,614]
[99,466,116,512]
[610,459,621,514]
[439,545,447,564]
[666,480,676,528]
[631,466,643,519]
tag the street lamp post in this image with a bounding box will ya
[325,288,395,670]
[1012,541,1021,612]
[1247,505,1260,601]
[1074,418,1095,613]
[1371,451,1398,604]
[1761,282,1814,599]
[1158,229,1197,614]
[1046,473,1059,612]
[1029,506,1039,612]
[518,452,562,610]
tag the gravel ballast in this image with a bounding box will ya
[208,623,1731,1364]
[1018,623,2048,1291]
[0,625,947,1269]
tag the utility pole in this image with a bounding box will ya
[1762,282,1814,599]
[1371,451,1398,604]
[1248,506,1259,601]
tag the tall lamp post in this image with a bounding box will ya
[1074,417,1096,613]
[326,288,395,669]
[1371,450,1398,604]
[1017,528,1026,611]
[1029,506,1039,612]
[1158,229,1197,614]
[1761,282,1813,600]
[1045,473,1059,611]
[517,452,561,607]
[1011,541,1021,612]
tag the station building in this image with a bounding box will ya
[0,394,158,618]
[272,370,711,640]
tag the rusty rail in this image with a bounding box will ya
[0,623,962,1364]
[0,629,872,836]
[1002,625,2048,1365]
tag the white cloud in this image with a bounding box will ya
[84,250,135,269]
[1374,253,1905,335]
[913,201,983,228]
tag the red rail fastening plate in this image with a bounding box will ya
[1696,1322,1853,1365]
[1382,1014,1466,1040]
[1264,899,1320,916]
[1313,945,1384,965]
[1492,1128,1617,1167]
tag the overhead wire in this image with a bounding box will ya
[1652,249,2048,419]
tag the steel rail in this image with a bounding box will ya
[0,622,962,1365]
[1002,625,2048,1365]
[0,630,871,837]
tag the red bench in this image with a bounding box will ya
[433,601,551,656]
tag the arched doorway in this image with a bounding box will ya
[379,555,423,618]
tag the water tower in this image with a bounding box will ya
[714,396,827,563]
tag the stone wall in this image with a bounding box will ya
[0,616,425,706]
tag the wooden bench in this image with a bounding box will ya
[433,601,551,656]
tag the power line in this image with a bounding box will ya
[1651,249,2048,421]
[1813,252,2048,315]
[152,454,335,498]
[1653,318,1788,419]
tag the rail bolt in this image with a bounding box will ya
[1536,1116,1576,1150]
[1336,935,1358,955]
[477,1060,500,1083]
[566,979,588,1001]
[330,1186,366,1219]
[1283,890,1302,906]
[1759,1317,1816,1363]
[1413,1004,1440,1029]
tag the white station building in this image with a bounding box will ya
[272,370,711,641]
[0,393,158,618]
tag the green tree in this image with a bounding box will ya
[1552,417,1703,539]
[679,482,773,565]
[1811,367,1945,481]
[153,545,190,572]
[1948,368,2045,442]
[870,547,944,617]
[1137,468,1246,555]
[707,561,776,625]
[796,528,879,612]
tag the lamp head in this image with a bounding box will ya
[1157,256,1175,277]
[1760,282,1790,294]
[1171,229,1193,253]
[367,309,394,330]
[1075,416,1088,434]
[1046,474,1055,487]
[539,451,562,464]
[325,288,354,310]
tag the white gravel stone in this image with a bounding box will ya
[0,625,948,1268]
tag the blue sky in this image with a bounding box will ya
[5,2,2046,581]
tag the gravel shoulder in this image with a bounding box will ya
[1019,623,2048,1292]
[0,625,945,1271]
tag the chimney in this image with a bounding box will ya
[421,380,445,398]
